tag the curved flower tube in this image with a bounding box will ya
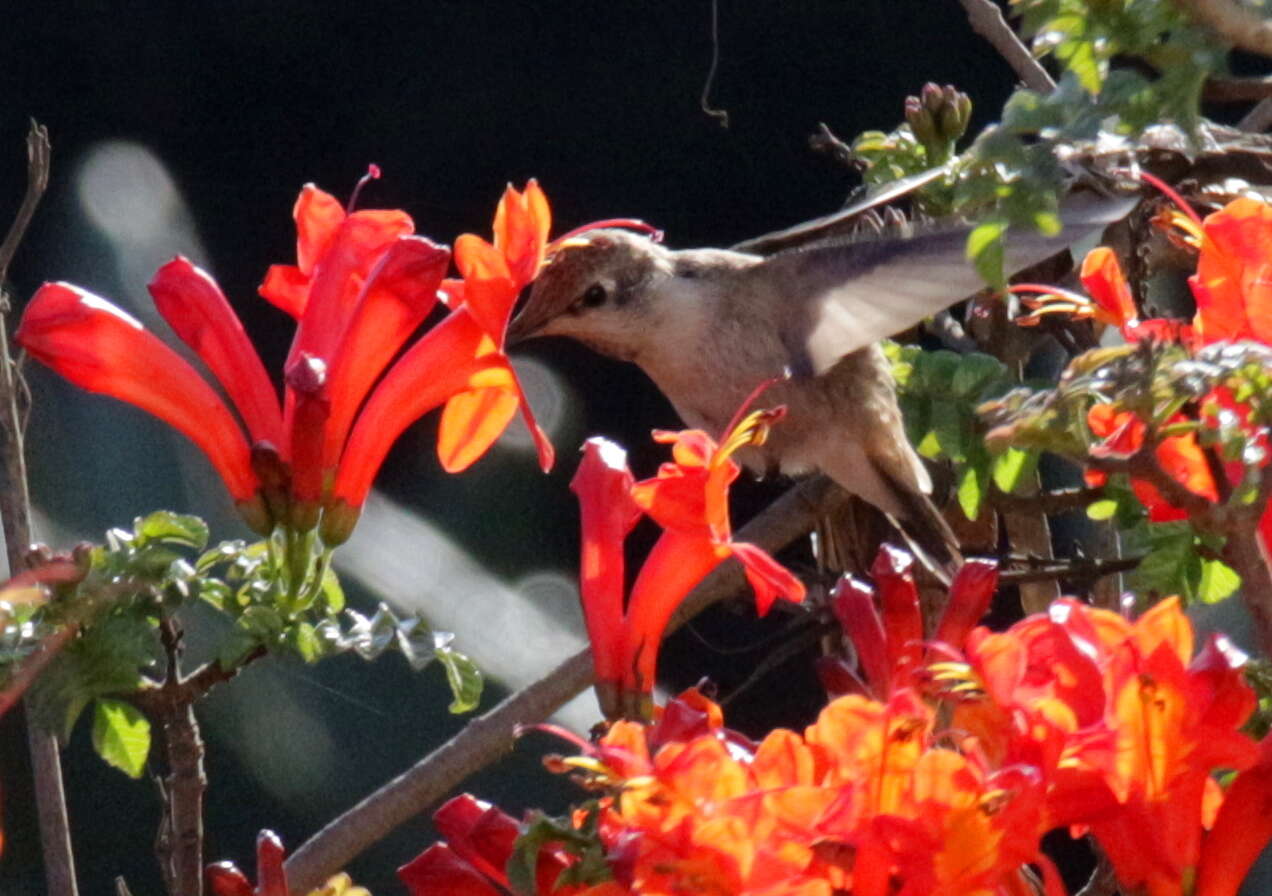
[16,282,264,520]
[571,405,804,720]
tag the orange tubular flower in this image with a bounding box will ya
[1083,403,1218,523]
[571,406,805,720]
[19,173,559,544]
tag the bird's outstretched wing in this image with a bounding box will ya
[730,164,953,255]
[760,191,1136,377]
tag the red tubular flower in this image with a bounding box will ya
[571,407,804,719]
[20,173,563,545]
[206,830,288,896]
[399,795,624,896]
[16,282,266,522]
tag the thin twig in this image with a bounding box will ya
[0,123,76,896]
[700,0,729,128]
[957,0,1056,93]
[999,555,1141,585]
[808,123,858,171]
[283,476,845,892]
[989,486,1106,515]
[1074,855,1119,896]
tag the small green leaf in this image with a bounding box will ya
[967,220,1007,288]
[1197,559,1241,604]
[957,459,989,522]
[1086,499,1119,521]
[991,447,1036,494]
[92,698,151,778]
[320,565,345,614]
[285,622,322,663]
[134,511,209,550]
[435,645,483,714]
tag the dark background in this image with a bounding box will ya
[0,2,1025,893]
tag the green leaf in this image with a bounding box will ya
[1086,499,1119,521]
[134,511,208,550]
[435,645,483,714]
[285,622,322,663]
[967,220,1007,289]
[991,447,1036,494]
[951,353,1008,399]
[915,350,962,394]
[930,402,970,462]
[320,565,345,614]
[92,698,151,778]
[957,455,990,522]
[508,808,609,896]
[1197,558,1241,604]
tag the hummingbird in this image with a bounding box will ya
[506,181,1131,572]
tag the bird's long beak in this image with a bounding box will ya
[505,309,538,346]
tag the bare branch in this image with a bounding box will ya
[1175,0,1272,58]
[0,122,76,896]
[283,476,845,893]
[957,0,1056,93]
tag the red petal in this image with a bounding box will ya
[454,234,516,343]
[934,558,998,648]
[398,844,501,896]
[254,830,288,896]
[331,310,495,508]
[870,545,924,677]
[433,795,520,885]
[831,575,891,694]
[324,237,449,469]
[293,184,347,276]
[1195,735,1272,896]
[258,265,311,319]
[149,257,282,447]
[571,437,640,686]
[17,283,257,500]
[630,469,709,533]
[205,862,254,896]
[622,530,724,693]
[729,541,804,616]
[287,210,415,374]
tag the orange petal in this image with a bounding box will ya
[1080,247,1137,329]
[454,234,517,343]
[438,385,519,473]
[493,180,552,288]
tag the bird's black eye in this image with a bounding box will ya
[580,283,608,309]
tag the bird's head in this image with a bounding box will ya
[507,229,671,361]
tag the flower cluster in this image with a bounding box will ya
[1016,191,1272,531]
[17,173,556,545]
[571,402,805,720]
[412,553,1272,896]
